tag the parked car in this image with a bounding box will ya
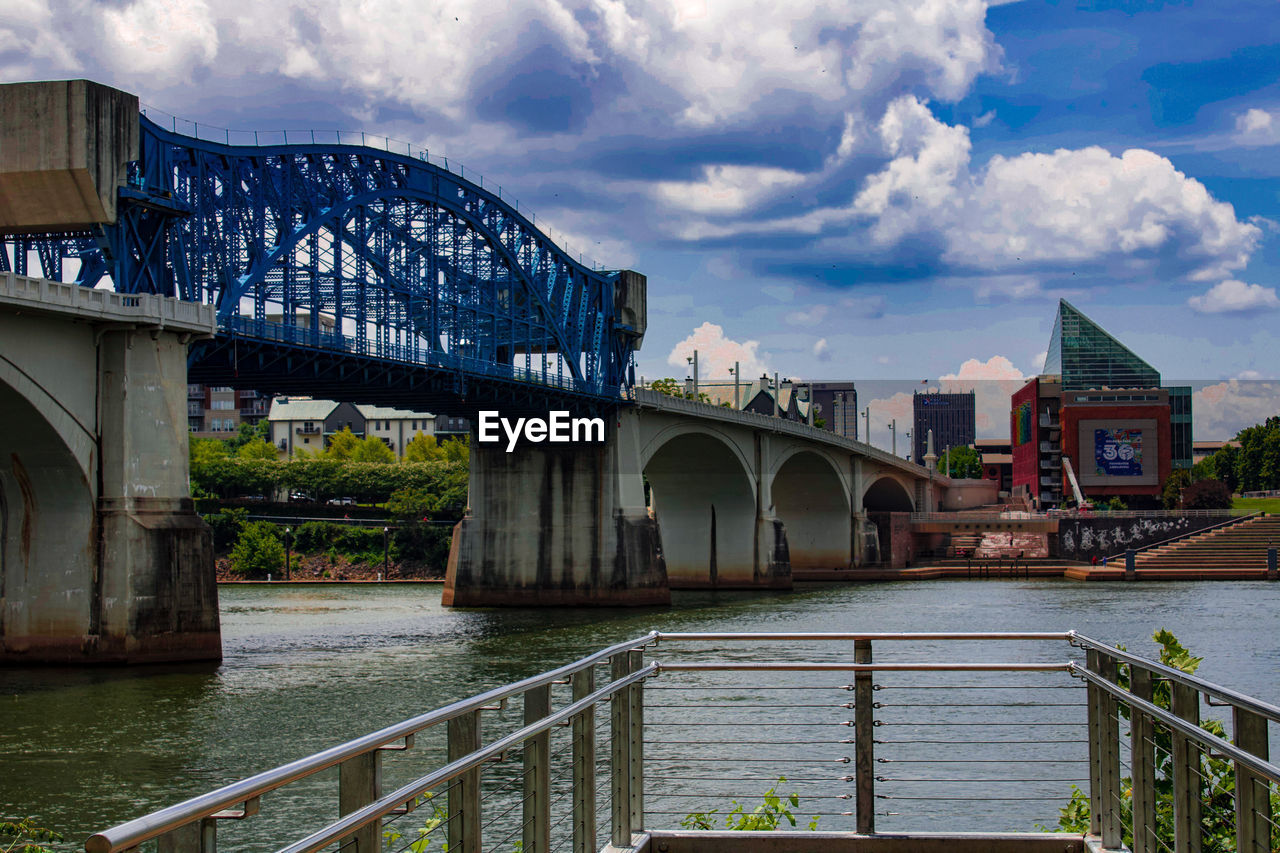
[241,494,267,502]
[327,496,356,506]
[289,491,314,503]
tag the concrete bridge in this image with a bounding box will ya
[443,388,949,605]
[0,273,220,662]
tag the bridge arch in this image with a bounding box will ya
[770,449,851,572]
[642,427,757,589]
[863,475,915,513]
[0,371,98,655]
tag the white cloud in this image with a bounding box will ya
[1193,380,1280,440]
[974,276,1042,302]
[785,304,829,325]
[972,109,996,128]
[1187,279,1280,314]
[667,321,770,379]
[838,294,886,318]
[852,97,1261,281]
[653,164,807,216]
[813,337,831,361]
[861,390,914,451]
[1031,350,1048,372]
[1233,108,1280,147]
[940,355,1024,381]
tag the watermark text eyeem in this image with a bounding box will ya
[477,411,606,452]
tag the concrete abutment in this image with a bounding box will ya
[0,276,220,663]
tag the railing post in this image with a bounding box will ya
[524,684,552,853]
[1097,654,1123,850]
[448,710,483,853]
[157,818,216,853]
[1130,666,1157,853]
[628,648,646,834]
[1233,705,1271,853]
[1125,548,1136,580]
[1086,648,1105,838]
[571,668,597,853]
[339,751,382,853]
[854,638,874,835]
[610,652,633,848]
[1170,682,1203,853]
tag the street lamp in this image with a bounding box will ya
[284,527,291,581]
[905,431,911,462]
[382,526,390,578]
[862,407,870,445]
[728,361,740,409]
[686,350,699,399]
[889,419,897,456]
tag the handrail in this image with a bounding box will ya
[656,661,1074,672]
[1104,510,1262,562]
[1070,631,1280,723]
[656,631,1073,642]
[1071,665,1280,783]
[275,664,658,853]
[84,631,658,853]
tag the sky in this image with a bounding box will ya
[6,0,1280,443]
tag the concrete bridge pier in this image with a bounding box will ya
[0,275,221,663]
[442,412,670,606]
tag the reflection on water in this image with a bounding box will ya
[1,579,1277,847]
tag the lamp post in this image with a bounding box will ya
[383,526,390,578]
[862,407,870,445]
[889,419,897,456]
[284,527,291,581]
[729,361,740,409]
[905,431,911,462]
[686,350,699,399]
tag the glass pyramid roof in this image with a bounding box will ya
[1043,300,1160,391]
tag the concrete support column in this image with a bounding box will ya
[851,457,866,567]
[752,433,790,588]
[94,329,220,662]
[443,411,669,606]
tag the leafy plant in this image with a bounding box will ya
[228,521,285,579]
[679,777,819,831]
[1049,631,1280,852]
[0,818,63,853]
[384,793,449,852]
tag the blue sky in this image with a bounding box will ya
[5,0,1280,440]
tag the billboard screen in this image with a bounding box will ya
[1076,418,1159,487]
[1094,428,1142,476]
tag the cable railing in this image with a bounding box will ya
[82,631,1277,853]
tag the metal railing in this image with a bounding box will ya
[910,509,1238,523]
[1104,511,1264,562]
[0,272,217,334]
[84,632,1277,853]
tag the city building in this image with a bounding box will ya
[975,438,1013,494]
[912,390,975,465]
[1011,300,1191,508]
[268,398,441,459]
[187,384,270,437]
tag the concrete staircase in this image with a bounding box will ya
[1132,514,1280,572]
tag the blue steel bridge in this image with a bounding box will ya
[4,112,645,416]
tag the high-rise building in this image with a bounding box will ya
[913,390,975,464]
[1012,300,1191,508]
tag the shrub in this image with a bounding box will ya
[204,508,249,553]
[1180,478,1233,509]
[229,522,285,579]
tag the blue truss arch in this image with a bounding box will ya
[6,115,643,411]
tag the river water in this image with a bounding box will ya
[2,579,1278,848]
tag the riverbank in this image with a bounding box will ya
[214,554,444,583]
[795,563,1277,581]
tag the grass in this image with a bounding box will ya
[1232,497,1280,515]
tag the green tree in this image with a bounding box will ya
[351,436,396,463]
[325,426,360,460]
[442,436,470,464]
[404,432,446,463]
[228,522,285,579]
[237,438,278,460]
[190,437,230,465]
[226,419,270,451]
[939,445,983,479]
[1162,469,1191,509]
[1233,416,1280,493]
[1180,478,1233,509]
[680,778,818,831]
